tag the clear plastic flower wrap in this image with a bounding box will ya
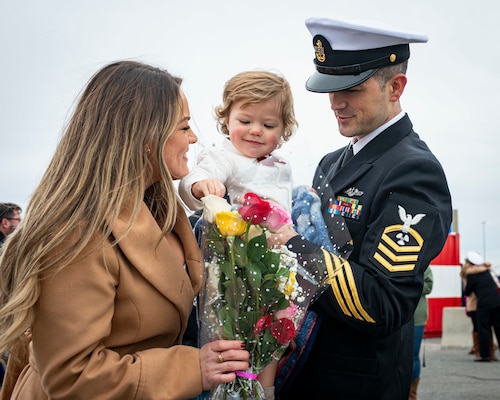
[198,193,351,400]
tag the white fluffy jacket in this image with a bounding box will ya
[179,139,293,211]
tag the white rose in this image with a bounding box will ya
[201,194,231,223]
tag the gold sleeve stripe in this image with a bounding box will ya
[333,255,364,321]
[335,257,375,322]
[321,249,375,323]
[322,249,352,317]
[331,276,353,318]
[339,257,376,323]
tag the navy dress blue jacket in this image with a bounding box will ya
[278,115,452,400]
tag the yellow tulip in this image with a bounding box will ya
[215,211,247,237]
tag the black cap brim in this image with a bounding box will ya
[305,69,377,93]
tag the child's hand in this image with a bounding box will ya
[258,360,278,389]
[192,178,226,200]
[266,223,298,248]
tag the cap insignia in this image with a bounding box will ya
[314,39,326,63]
[389,54,397,63]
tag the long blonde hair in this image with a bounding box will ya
[0,60,183,353]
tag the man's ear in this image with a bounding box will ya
[389,73,407,102]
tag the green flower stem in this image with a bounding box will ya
[244,223,263,373]
[226,235,240,340]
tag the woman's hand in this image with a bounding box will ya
[199,340,250,391]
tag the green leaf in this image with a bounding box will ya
[232,236,247,264]
[262,252,281,274]
[218,306,237,339]
[219,259,233,278]
[275,296,290,310]
[244,261,263,288]
[238,310,260,340]
[247,234,267,262]
[204,225,228,255]
[258,328,281,364]
[224,275,247,310]
[260,287,283,305]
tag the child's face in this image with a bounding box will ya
[227,97,284,159]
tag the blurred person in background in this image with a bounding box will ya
[462,251,500,362]
[0,203,22,245]
[0,203,21,389]
[461,256,481,359]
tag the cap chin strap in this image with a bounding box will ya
[316,53,402,76]
[314,43,410,76]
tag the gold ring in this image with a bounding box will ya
[218,352,224,363]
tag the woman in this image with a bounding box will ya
[463,251,500,362]
[0,61,249,399]
[461,256,481,359]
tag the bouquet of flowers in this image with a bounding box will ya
[198,192,349,400]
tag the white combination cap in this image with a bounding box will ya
[305,17,428,92]
[466,251,484,265]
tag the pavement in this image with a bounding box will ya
[418,338,500,399]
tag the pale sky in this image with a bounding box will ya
[2,0,499,265]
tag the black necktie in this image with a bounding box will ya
[341,144,354,167]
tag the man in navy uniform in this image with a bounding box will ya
[274,18,452,399]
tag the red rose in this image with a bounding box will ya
[238,193,272,225]
[270,318,295,345]
[254,315,274,335]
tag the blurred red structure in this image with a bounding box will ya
[425,232,462,338]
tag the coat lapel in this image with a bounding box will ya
[324,115,414,198]
[112,201,202,328]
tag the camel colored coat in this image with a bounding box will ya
[6,202,204,399]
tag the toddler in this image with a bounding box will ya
[179,70,298,212]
